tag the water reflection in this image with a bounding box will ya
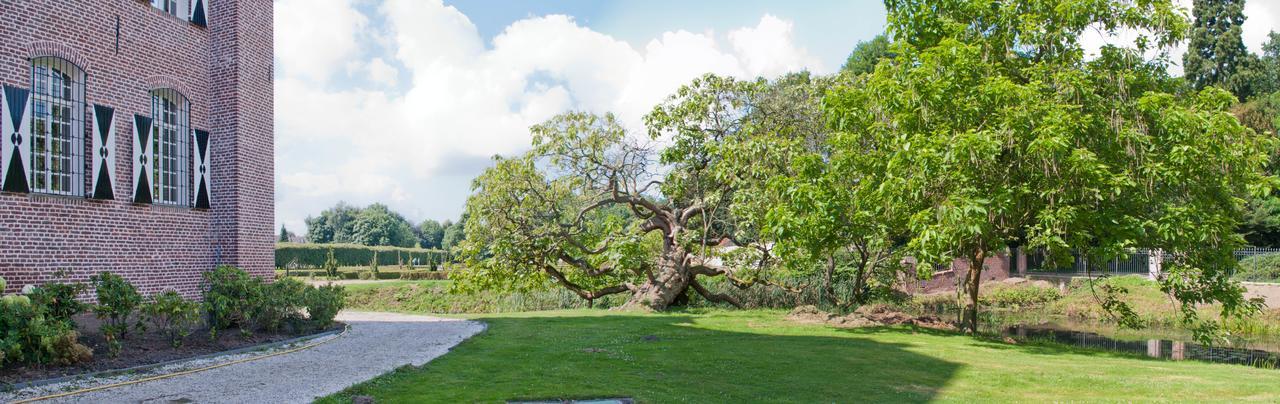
[1007,326,1280,369]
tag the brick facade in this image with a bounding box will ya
[0,0,273,298]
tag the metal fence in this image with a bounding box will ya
[1024,247,1280,278]
[1025,249,1154,276]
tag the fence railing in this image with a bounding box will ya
[1025,247,1280,278]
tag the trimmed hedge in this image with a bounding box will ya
[276,243,446,269]
[275,269,450,281]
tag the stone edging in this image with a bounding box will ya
[4,325,346,391]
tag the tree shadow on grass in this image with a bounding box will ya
[319,312,963,403]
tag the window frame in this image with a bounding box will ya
[149,0,187,18]
[149,88,190,207]
[29,56,86,197]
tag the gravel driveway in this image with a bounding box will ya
[43,311,484,404]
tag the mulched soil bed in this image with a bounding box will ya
[1,313,342,385]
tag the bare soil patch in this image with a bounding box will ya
[0,313,341,386]
[787,305,957,331]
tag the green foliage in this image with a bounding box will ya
[279,225,291,243]
[29,277,87,327]
[441,220,465,252]
[1235,253,1280,282]
[1183,0,1262,100]
[358,271,374,280]
[351,203,418,247]
[255,278,308,332]
[275,242,443,270]
[980,284,1062,310]
[305,202,361,243]
[324,247,340,278]
[91,272,142,353]
[142,291,201,347]
[204,265,263,337]
[303,285,345,329]
[417,219,445,249]
[828,0,1273,337]
[841,34,893,76]
[369,251,379,277]
[398,271,449,280]
[1241,194,1280,247]
[0,292,92,367]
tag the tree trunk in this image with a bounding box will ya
[964,249,986,334]
[620,247,693,311]
[823,255,838,308]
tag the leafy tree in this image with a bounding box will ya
[323,248,339,278]
[441,224,464,251]
[458,74,833,310]
[1183,0,1261,100]
[278,225,291,243]
[305,202,361,243]
[350,203,417,247]
[836,0,1274,337]
[841,34,893,76]
[1241,196,1280,247]
[417,219,445,249]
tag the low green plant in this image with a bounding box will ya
[370,251,380,278]
[0,288,92,367]
[399,271,449,280]
[324,248,340,279]
[304,284,346,329]
[256,278,307,332]
[91,272,142,355]
[204,265,263,338]
[143,291,202,347]
[30,276,88,327]
[980,284,1062,309]
[358,271,374,280]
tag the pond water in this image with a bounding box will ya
[1004,324,1280,369]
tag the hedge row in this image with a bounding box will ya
[275,243,448,269]
[276,269,450,281]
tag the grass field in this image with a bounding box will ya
[318,309,1279,403]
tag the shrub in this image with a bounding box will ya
[981,284,1063,309]
[204,265,263,337]
[0,291,92,367]
[255,278,307,332]
[370,251,380,277]
[303,284,345,329]
[357,271,374,280]
[1236,253,1280,283]
[91,272,142,354]
[275,242,444,269]
[324,248,340,279]
[400,271,449,280]
[30,278,88,327]
[142,291,201,347]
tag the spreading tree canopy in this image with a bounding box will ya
[829,0,1274,335]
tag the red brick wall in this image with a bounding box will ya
[900,252,1013,294]
[0,0,273,299]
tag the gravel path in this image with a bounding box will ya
[39,312,484,404]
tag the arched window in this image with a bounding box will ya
[30,57,85,196]
[150,88,189,206]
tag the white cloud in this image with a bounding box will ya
[273,0,830,232]
[1243,0,1279,55]
[273,0,368,82]
[364,58,399,87]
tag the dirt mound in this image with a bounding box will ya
[786,305,957,331]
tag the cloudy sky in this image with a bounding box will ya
[273,0,1279,234]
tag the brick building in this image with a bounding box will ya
[0,0,273,297]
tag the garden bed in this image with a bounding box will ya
[0,313,343,386]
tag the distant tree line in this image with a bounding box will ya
[302,202,467,250]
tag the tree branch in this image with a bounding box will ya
[690,278,744,308]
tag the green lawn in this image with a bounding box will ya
[319,309,1278,403]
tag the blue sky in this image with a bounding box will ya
[272,0,1278,236]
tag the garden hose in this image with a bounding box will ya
[11,323,351,403]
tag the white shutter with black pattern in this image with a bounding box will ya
[91,105,116,200]
[189,0,208,27]
[2,85,32,193]
[192,128,210,209]
[132,114,153,204]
